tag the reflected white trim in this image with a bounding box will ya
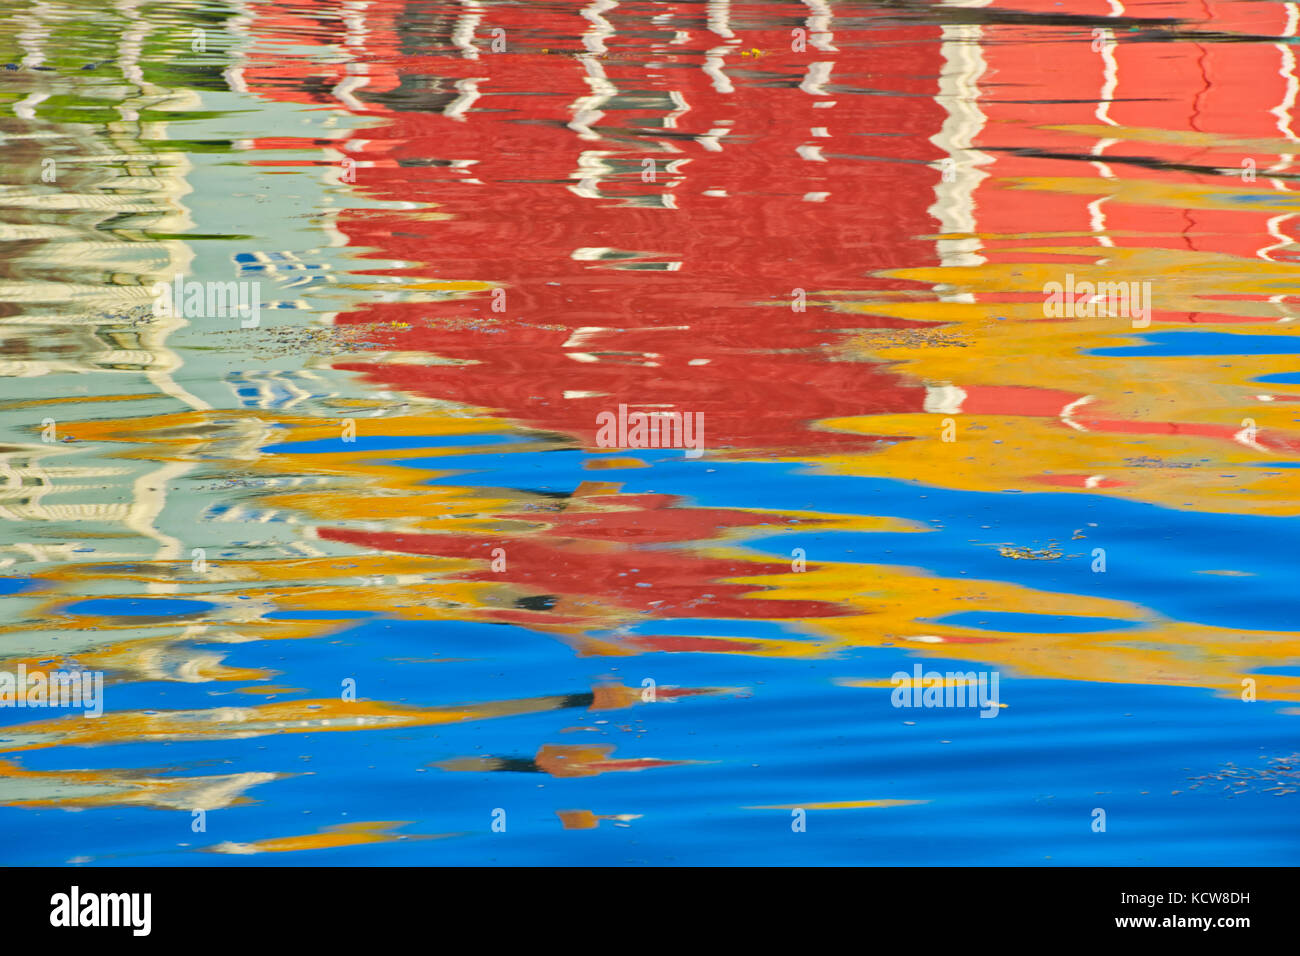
[928,2,993,272]
[452,0,484,60]
[802,0,838,53]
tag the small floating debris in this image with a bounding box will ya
[1186,753,1300,796]
[998,544,1063,560]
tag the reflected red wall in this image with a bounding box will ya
[243,0,951,456]
[975,0,1299,272]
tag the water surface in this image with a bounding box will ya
[0,0,1298,866]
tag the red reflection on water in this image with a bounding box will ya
[243,0,961,456]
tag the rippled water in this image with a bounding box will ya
[0,0,1297,866]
